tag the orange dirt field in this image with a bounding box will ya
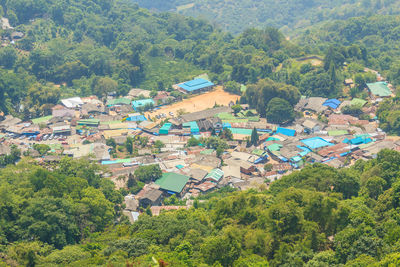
[145,86,240,120]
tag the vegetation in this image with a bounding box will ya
[134,164,163,183]
[132,0,400,35]
[266,97,296,124]
[3,150,400,265]
[0,0,308,117]
[377,98,400,135]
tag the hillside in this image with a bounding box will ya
[296,15,400,85]
[3,150,400,265]
[0,0,310,117]
[133,0,400,35]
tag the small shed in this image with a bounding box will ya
[159,123,172,135]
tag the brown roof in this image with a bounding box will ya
[318,143,349,157]
[272,163,292,171]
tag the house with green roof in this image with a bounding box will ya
[155,172,190,197]
[366,82,392,97]
[106,98,131,107]
[350,98,367,107]
[77,119,100,127]
[204,169,224,183]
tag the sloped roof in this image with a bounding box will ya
[366,82,391,97]
[205,169,224,182]
[301,137,333,149]
[155,172,190,193]
[178,78,214,92]
[276,127,296,137]
[61,97,83,108]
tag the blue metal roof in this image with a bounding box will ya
[179,78,214,92]
[126,115,147,122]
[132,99,155,109]
[301,137,333,149]
[349,137,373,145]
[276,127,296,137]
[323,99,341,109]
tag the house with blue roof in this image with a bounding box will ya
[301,137,333,150]
[176,78,215,94]
[323,99,341,109]
[132,99,155,111]
[276,127,296,137]
[346,137,373,145]
[124,113,147,122]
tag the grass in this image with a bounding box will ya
[140,56,205,90]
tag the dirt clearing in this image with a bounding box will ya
[146,86,240,120]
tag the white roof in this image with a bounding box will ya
[61,97,84,108]
[52,125,71,131]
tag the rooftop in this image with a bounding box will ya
[107,98,131,106]
[155,172,190,194]
[301,137,333,150]
[178,78,214,92]
[367,82,391,97]
[132,99,155,109]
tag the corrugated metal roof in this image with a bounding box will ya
[155,172,190,193]
[179,78,214,92]
[367,82,391,97]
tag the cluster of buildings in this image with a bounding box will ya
[0,69,398,221]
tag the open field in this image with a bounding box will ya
[145,86,240,120]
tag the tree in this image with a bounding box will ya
[244,79,300,117]
[125,137,134,155]
[250,127,259,146]
[266,98,295,124]
[361,176,386,200]
[134,164,162,183]
[0,46,18,69]
[187,136,200,147]
[106,138,116,149]
[219,128,233,141]
[333,169,360,199]
[154,140,165,151]
[264,163,273,172]
[92,77,118,97]
[224,81,241,95]
[231,104,242,116]
[33,144,51,157]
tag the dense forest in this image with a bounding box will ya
[133,0,400,34]
[0,0,382,123]
[2,150,400,265]
[0,0,315,118]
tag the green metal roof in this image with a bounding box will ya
[155,172,190,193]
[328,130,348,136]
[350,98,367,107]
[32,115,53,124]
[366,82,391,97]
[230,128,253,135]
[107,98,131,106]
[205,169,224,182]
[159,123,172,134]
[48,143,62,150]
[78,119,100,125]
[252,149,266,156]
[267,143,282,152]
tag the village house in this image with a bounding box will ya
[174,78,215,94]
